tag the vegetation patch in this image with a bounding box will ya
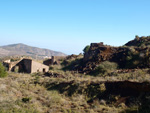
[0,62,7,78]
[92,61,118,76]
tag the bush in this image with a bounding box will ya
[92,61,118,76]
[83,45,90,54]
[135,35,140,40]
[125,51,141,69]
[0,62,7,78]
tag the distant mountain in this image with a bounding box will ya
[0,43,66,59]
[0,48,10,57]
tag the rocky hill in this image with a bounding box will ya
[71,36,150,74]
[125,35,150,47]
[0,43,66,59]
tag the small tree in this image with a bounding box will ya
[0,62,7,78]
[83,45,90,54]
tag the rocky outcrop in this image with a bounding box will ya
[125,36,150,47]
[80,38,150,74]
[81,43,127,73]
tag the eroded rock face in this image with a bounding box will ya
[82,43,127,73]
[84,43,119,62]
[80,42,150,74]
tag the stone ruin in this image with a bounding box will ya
[43,56,66,66]
[3,58,49,73]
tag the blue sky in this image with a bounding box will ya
[0,0,150,54]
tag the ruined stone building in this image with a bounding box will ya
[43,56,66,66]
[43,56,55,66]
[3,58,49,73]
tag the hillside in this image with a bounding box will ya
[62,36,150,74]
[1,69,150,112]
[0,48,10,57]
[0,43,66,59]
[1,36,150,112]
[125,36,150,47]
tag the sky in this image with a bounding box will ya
[0,0,150,55]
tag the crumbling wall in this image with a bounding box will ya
[43,56,66,66]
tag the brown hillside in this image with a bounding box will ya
[0,43,66,59]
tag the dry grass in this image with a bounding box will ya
[1,68,149,113]
[0,72,65,113]
[0,72,125,113]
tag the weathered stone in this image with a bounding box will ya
[79,40,150,74]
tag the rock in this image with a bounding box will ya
[78,38,150,74]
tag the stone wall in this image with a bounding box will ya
[31,60,49,73]
[14,59,32,73]
[9,58,49,73]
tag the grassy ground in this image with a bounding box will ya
[1,63,150,113]
[0,71,136,113]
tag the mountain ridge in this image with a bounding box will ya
[0,43,66,59]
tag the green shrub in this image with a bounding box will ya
[83,45,90,54]
[125,51,141,68]
[62,58,83,71]
[92,61,118,76]
[0,62,7,78]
